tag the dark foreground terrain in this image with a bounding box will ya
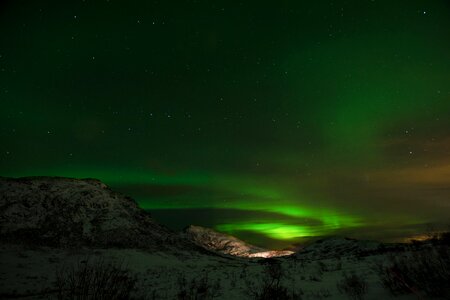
[1,177,449,299]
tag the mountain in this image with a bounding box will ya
[184,225,294,258]
[4,176,441,300]
[296,236,384,259]
[0,176,196,250]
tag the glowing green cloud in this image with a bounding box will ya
[3,1,449,247]
[216,223,315,240]
[7,166,364,240]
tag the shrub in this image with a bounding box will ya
[309,288,331,299]
[437,231,450,245]
[247,259,302,300]
[375,246,450,298]
[336,272,368,300]
[55,257,137,300]
[176,273,221,300]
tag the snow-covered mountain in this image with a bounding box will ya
[1,176,445,299]
[184,225,294,258]
[0,176,196,250]
[296,236,384,259]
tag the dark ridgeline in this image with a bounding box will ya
[0,176,198,251]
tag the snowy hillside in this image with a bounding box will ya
[296,237,384,259]
[0,176,447,299]
[185,225,293,258]
[0,176,195,250]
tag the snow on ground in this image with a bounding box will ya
[0,243,417,299]
[0,178,429,299]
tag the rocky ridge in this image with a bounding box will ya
[185,225,294,258]
[0,176,195,250]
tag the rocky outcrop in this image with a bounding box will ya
[0,176,193,250]
[184,225,293,258]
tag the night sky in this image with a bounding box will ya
[1,1,449,248]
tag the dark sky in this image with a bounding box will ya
[1,0,449,248]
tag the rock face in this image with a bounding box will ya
[184,225,293,258]
[0,176,192,249]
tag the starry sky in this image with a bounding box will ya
[1,0,450,249]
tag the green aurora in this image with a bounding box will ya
[1,1,450,248]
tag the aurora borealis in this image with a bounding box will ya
[1,1,449,248]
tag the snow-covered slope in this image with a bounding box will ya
[296,237,383,259]
[184,225,293,257]
[2,176,436,299]
[0,176,195,250]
